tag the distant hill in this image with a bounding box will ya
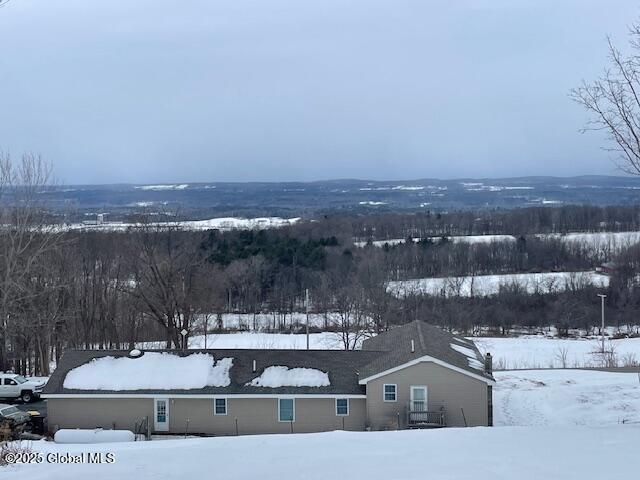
[39,175,640,221]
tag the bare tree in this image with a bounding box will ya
[572,25,640,175]
[124,224,210,348]
[0,152,67,373]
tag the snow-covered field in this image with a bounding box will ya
[193,312,355,330]
[474,336,640,369]
[356,230,640,252]
[52,216,300,232]
[354,234,517,247]
[540,231,640,252]
[494,370,640,426]
[4,427,639,480]
[387,271,609,298]
[137,331,349,350]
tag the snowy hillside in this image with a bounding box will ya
[4,427,639,480]
[474,335,640,369]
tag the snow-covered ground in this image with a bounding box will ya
[192,312,356,330]
[474,336,640,369]
[137,331,349,350]
[387,271,609,298]
[4,427,639,480]
[354,234,517,247]
[494,370,640,426]
[134,184,189,191]
[51,217,300,232]
[539,231,640,252]
[355,230,640,252]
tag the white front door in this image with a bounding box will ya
[154,398,169,432]
[410,386,427,412]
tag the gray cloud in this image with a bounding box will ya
[0,0,637,183]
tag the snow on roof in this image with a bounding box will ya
[247,366,330,388]
[450,343,484,371]
[63,353,233,391]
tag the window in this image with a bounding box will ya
[214,398,227,416]
[156,400,167,423]
[383,384,397,402]
[336,398,349,416]
[410,386,427,412]
[278,398,295,422]
[3,379,16,386]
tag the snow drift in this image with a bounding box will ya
[63,353,233,390]
[247,366,330,388]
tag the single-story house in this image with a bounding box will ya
[43,321,495,435]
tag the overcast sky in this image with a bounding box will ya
[0,0,638,184]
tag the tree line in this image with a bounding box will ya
[2,154,640,375]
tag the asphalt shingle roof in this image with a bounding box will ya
[44,321,493,396]
[43,348,382,396]
[360,321,494,381]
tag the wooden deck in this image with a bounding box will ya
[406,410,446,428]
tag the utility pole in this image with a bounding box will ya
[305,289,310,350]
[597,294,606,354]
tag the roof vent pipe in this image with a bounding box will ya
[252,359,257,372]
[410,339,415,353]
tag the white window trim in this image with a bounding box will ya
[335,398,349,416]
[278,398,295,422]
[213,397,227,416]
[383,384,397,402]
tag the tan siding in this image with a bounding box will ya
[170,398,366,435]
[47,397,367,436]
[47,398,153,433]
[365,362,489,429]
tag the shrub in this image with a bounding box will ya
[0,441,32,467]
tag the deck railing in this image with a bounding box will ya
[406,409,445,428]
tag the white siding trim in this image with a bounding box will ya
[358,355,496,386]
[43,393,367,399]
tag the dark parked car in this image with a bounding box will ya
[0,404,31,426]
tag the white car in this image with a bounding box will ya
[0,373,46,403]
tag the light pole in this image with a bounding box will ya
[597,294,606,354]
[305,289,310,350]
